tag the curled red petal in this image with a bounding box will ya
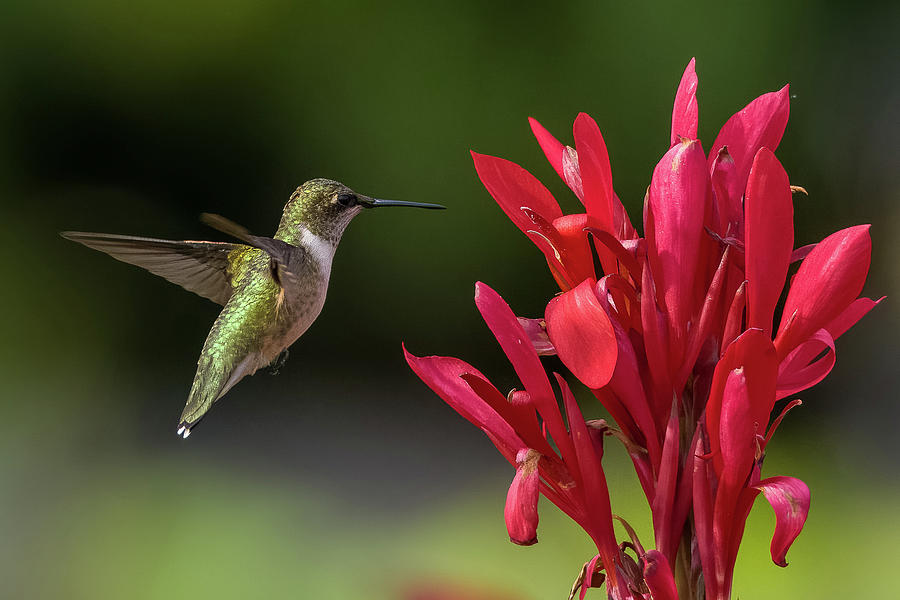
[754,476,811,567]
[642,549,678,600]
[709,85,790,207]
[764,399,802,447]
[776,329,836,400]
[745,148,793,336]
[505,449,541,546]
[471,151,563,236]
[544,279,618,389]
[551,213,597,284]
[670,57,699,146]
[775,225,872,358]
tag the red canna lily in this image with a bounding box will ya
[406,58,881,599]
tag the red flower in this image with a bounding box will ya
[404,282,621,582]
[406,58,881,599]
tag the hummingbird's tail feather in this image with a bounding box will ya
[177,352,262,439]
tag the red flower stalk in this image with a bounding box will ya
[406,58,881,599]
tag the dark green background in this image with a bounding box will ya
[1,1,897,598]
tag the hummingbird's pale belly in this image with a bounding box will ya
[259,283,328,364]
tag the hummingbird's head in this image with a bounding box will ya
[276,178,445,244]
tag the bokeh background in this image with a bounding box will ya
[1,1,897,598]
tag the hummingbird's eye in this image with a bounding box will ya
[336,193,357,207]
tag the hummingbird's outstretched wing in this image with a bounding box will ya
[60,232,242,305]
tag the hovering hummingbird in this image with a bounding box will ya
[62,179,444,438]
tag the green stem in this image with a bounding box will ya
[674,522,703,600]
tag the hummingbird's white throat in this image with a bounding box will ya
[299,225,336,276]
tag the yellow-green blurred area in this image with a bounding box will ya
[1,0,897,598]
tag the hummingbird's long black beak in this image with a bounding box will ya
[362,198,446,210]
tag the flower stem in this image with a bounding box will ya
[674,522,703,600]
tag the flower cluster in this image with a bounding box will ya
[405,59,881,599]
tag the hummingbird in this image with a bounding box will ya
[61,179,444,438]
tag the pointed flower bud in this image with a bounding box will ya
[505,449,541,546]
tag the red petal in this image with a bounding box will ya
[528,118,586,204]
[676,247,730,391]
[776,328,836,400]
[640,265,673,421]
[471,151,563,235]
[646,139,709,343]
[790,243,817,263]
[460,373,552,457]
[573,113,614,233]
[612,192,638,241]
[653,403,680,557]
[404,348,523,463]
[551,213,597,284]
[754,476,811,567]
[516,317,556,356]
[712,368,755,590]
[556,374,618,562]
[710,146,740,237]
[528,117,566,184]
[775,225,872,358]
[826,295,884,340]
[579,554,602,600]
[474,283,578,469]
[764,399,802,447]
[692,427,718,600]
[505,449,541,546]
[670,58,699,146]
[706,330,777,473]
[573,113,619,274]
[718,369,755,483]
[598,303,660,465]
[544,279,618,389]
[721,280,747,355]
[745,148,794,336]
[709,85,790,207]
[642,550,679,600]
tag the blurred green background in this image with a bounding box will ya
[1,1,897,598]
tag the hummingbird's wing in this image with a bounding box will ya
[200,213,306,290]
[61,232,242,305]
